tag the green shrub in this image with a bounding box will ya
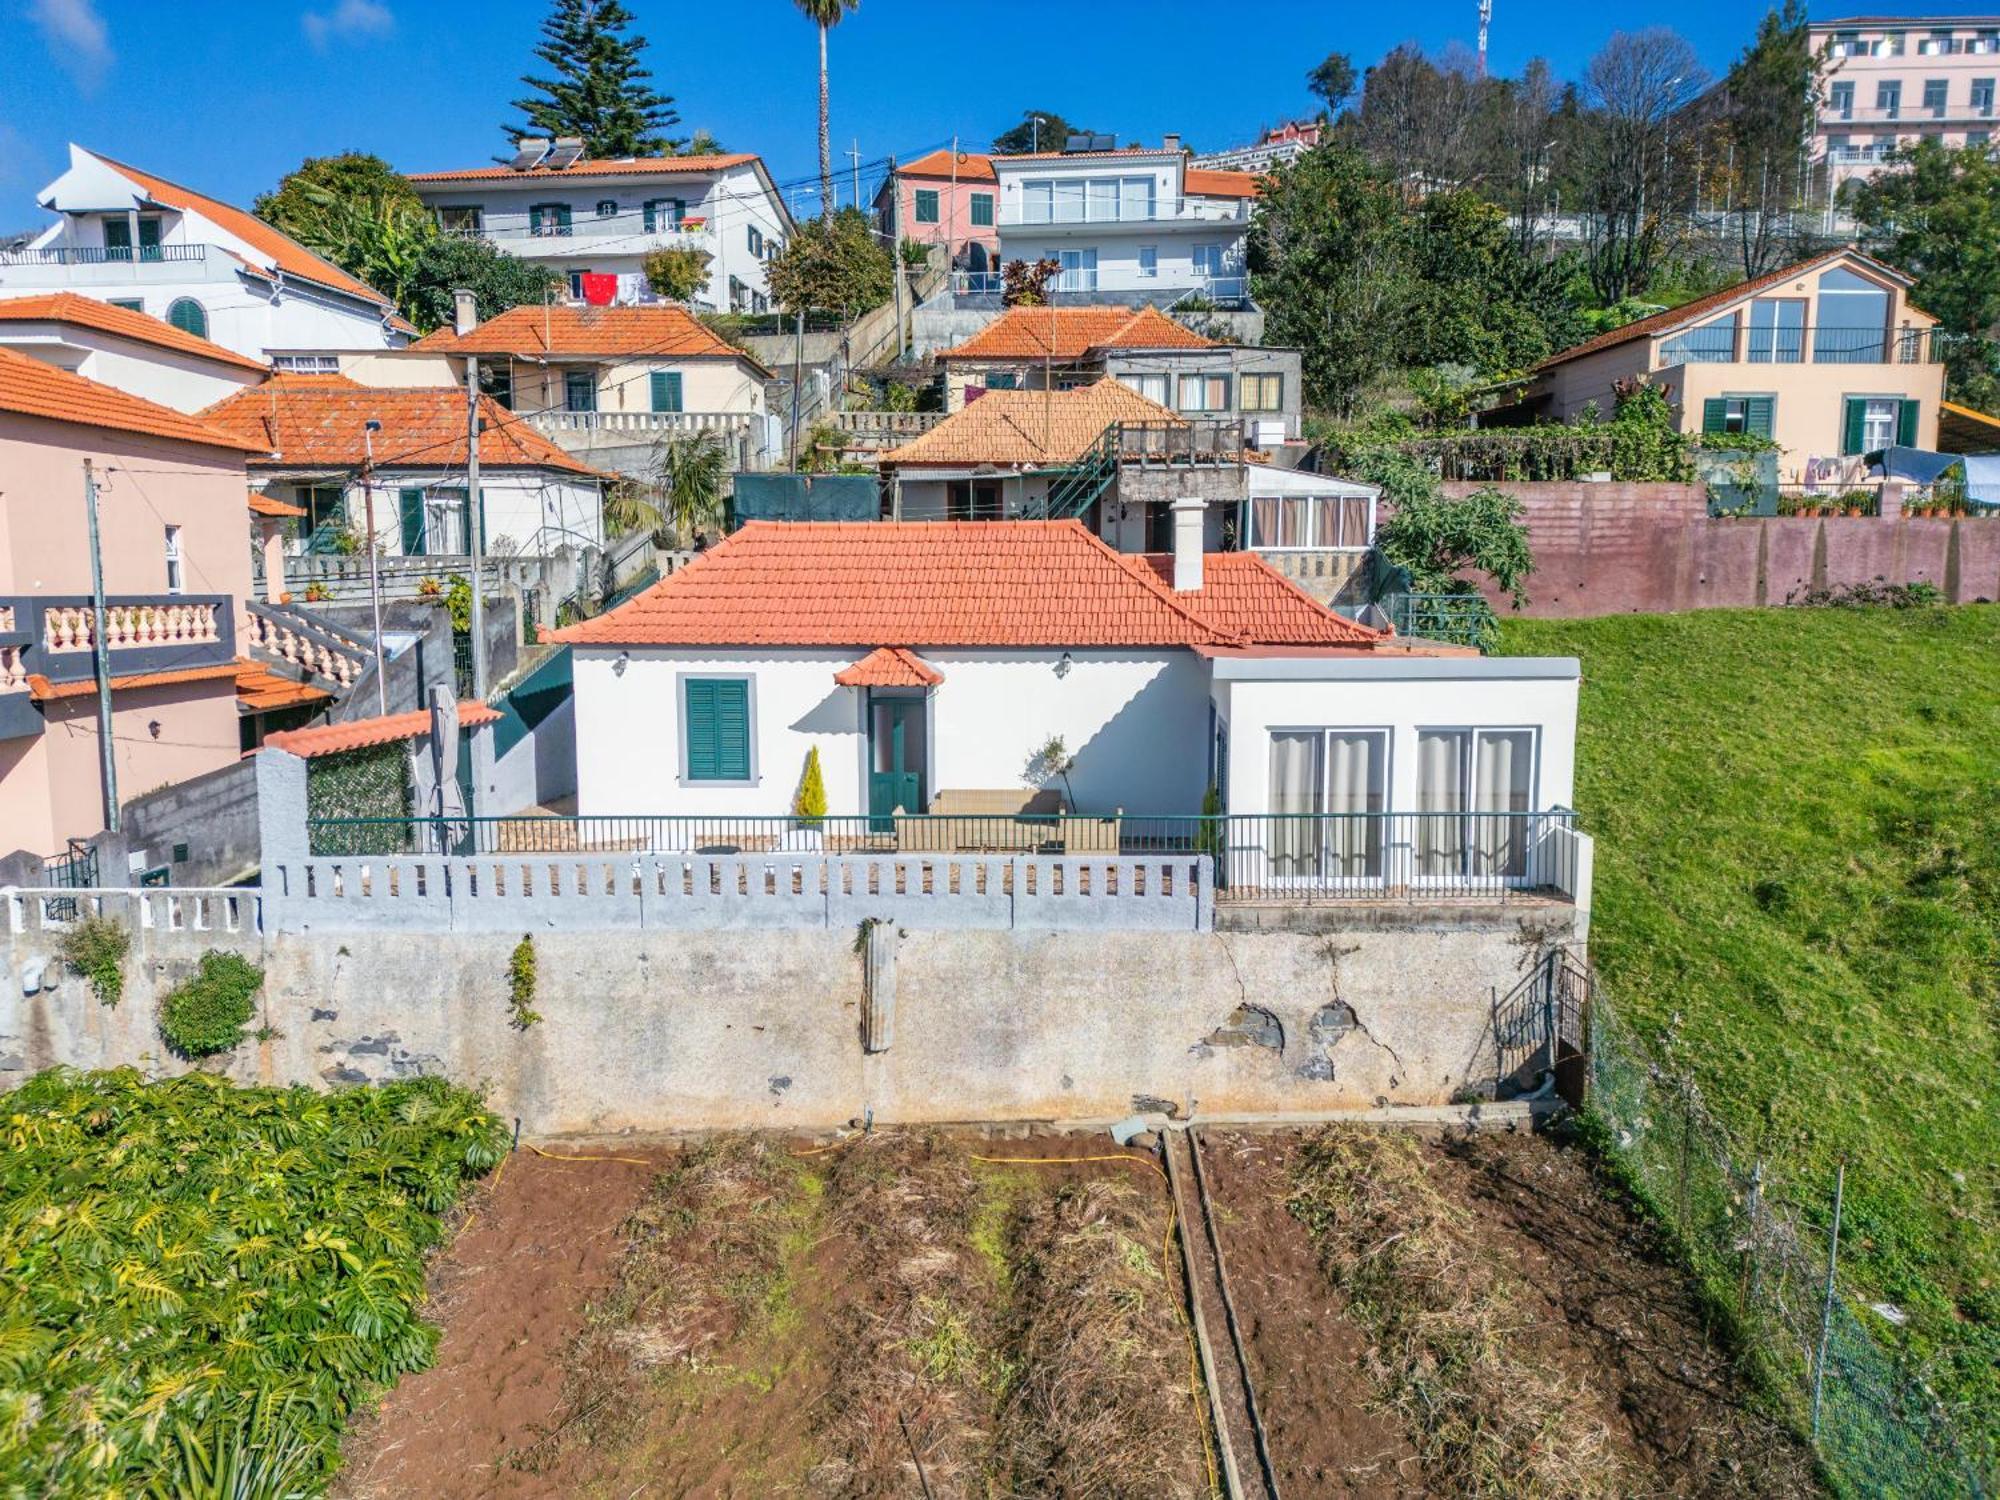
[508,935,541,1030]
[56,914,128,1006]
[158,950,264,1058]
[0,1068,505,1494]
[794,746,828,828]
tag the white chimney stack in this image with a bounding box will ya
[1171,497,1205,592]
[452,288,478,337]
[1163,132,1183,154]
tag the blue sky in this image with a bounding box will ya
[5,0,2000,224]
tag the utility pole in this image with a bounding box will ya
[790,308,805,470]
[360,420,388,715]
[82,459,118,832]
[848,139,862,212]
[465,355,487,700]
[888,155,906,361]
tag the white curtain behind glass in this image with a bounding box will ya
[1416,730,1467,876]
[1325,732,1383,878]
[1269,732,1321,877]
[1472,730,1533,876]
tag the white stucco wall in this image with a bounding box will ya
[0,326,262,412]
[332,470,603,558]
[571,646,1213,818]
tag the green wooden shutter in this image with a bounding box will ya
[1897,398,1920,446]
[650,371,683,412]
[1745,396,1775,439]
[167,299,207,337]
[684,678,751,780]
[643,200,657,233]
[1840,397,1866,456]
[1702,398,1728,434]
[397,489,426,555]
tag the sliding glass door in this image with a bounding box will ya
[1416,728,1536,882]
[1268,730,1388,886]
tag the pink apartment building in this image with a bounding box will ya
[0,347,264,857]
[1812,14,2000,194]
[875,149,1001,268]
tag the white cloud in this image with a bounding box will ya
[302,0,394,49]
[28,0,113,88]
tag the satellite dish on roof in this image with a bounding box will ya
[546,137,587,169]
[509,138,551,171]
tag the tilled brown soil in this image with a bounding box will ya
[1199,1126,1819,1500]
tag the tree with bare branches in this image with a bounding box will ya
[1574,29,1708,302]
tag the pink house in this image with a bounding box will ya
[0,346,265,857]
[875,149,1000,267]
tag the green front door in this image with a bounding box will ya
[867,695,925,831]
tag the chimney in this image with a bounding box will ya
[452,288,477,337]
[1171,497,1204,592]
[1163,132,1183,154]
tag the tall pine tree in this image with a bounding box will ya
[508,0,680,158]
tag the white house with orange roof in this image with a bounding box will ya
[551,517,1579,898]
[404,146,794,314]
[0,145,411,366]
[988,136,1260,306]
[0,293,267,413]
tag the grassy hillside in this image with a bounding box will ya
[1500,607,1999,1449]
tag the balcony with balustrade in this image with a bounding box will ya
[0,595,235,738]
[0,242,236,289]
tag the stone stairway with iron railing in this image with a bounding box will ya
[241,599,370,692]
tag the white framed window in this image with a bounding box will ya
[437,205,484,233]
[1267,728,1390,883]
[1862,396,1900,450]
[163,526,184,594]
[596,198,619,218]
[273,354,340,374]
[1415,727,1539,881]
[1245,491,1373,550]
[1120,372,1170,404]
[1137,245,1158,279]
[1177,374,1230,412]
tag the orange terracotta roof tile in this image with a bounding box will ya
[897,149,997,182]
[883,379,1180,467]
[247,491,307,517]
[1124,552,1376,645]
[198,375,599,474]
[234,657,331,711]
[833,646,945,687]
[0,346,269,452]
[550,520,1380,650]
[1538,247,1920,371]
[0,292,270,374]
[90,149,399,315]
[1183,167,1262,198]
[29,662,243,701]
[939,305,1217,362]
[264,700,500,758]
[406,153,758,183]
[411,303,767,370]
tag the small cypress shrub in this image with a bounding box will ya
[794,746,828,829]
[508,934,542,1030]
[57,914,129,1006]
[158,950,265,1058]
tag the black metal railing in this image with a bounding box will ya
[305,810,1581,903]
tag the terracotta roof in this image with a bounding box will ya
[550,520,1381,650]
[29,662,242,701]
[883,379,1180,467]
[995,146,1171,162]
[198,375,599,474]
[939,305,1217,363]
[0,293,270,374]
[264,699,500,758]
[1124,552,1376,645]
[406,153,758,183]
[896,149,998,183]
[0,346,269,452]
[88,149,399,315]
[235,657,331,711]
[833,646,945,687]
[1183,167,1262,199]
[248,490,307,518]
[410,303,766,370]
[1537,247,1920,371]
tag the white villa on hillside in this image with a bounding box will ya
[0,293,268,413]
[405,146,794,314]
[552,518,1580,898]
[987,137,1259,305]
[0,144,411,364]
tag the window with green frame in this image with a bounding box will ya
[643,198,685,232]
[1841,395,1918,455]
[683,677,752,781]
[530,203,572,236]
[166,298,208,338]
[914,188,940,223]
[564,371,597,412]
[969,192,994,227]
[1702,395,1775,438]
[650,370,683,412]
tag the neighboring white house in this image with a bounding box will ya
[0,293,268,413]
[553,517,1579,888]
[0,144,411,364]
[990,137,1258,304]
[404,146,795,314]
[198,374,606,559]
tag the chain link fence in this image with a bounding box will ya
[1586,995,1990,1499]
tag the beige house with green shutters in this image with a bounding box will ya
[1506,249,1945,483]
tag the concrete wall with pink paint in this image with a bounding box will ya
[1438,483,2000,616]
[0,413,250,601]
[878,163,1000,258]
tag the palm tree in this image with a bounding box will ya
[792,0,860,218]
[652,431,729,542]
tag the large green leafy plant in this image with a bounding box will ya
[0,1069,506,1496]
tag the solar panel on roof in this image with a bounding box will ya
[546,137,586,169]
[508,138,551,171]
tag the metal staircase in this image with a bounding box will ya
[1039,424,1120,519]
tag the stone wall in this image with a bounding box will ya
[1441,483,2000,615]
[0,897,1577,1134]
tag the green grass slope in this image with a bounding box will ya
[1500,607,1999,1448]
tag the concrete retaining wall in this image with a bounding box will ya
[0,899,1577,1133]
[1440,483,2000,615]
